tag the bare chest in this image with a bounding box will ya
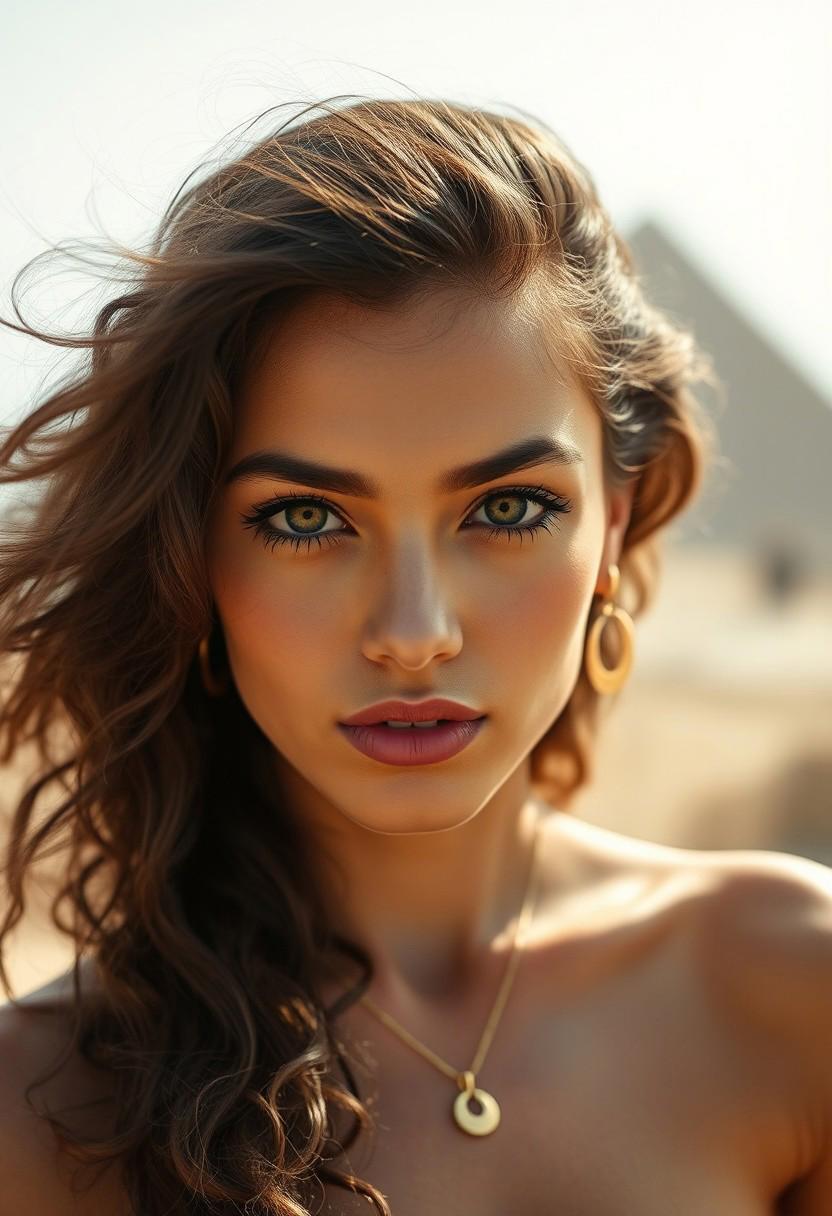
[318,916,800,1215]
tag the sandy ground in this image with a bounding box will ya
[2,546,830,1002]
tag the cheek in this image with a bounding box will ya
[487,542,595,648]
[492,544,597,711]
[221,573,340,675]
[207,521,342,709]
[216,572,345,750]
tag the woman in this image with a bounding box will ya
[0,95,829,1216]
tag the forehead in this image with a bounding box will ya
[231,288,601,481]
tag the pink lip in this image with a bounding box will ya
[337,717,487,766]
[339,697,485,726]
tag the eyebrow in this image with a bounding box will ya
[224,434,583,497]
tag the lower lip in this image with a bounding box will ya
[336,717,487,766]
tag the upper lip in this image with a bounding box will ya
[339,698,486,725]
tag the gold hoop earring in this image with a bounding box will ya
[198,630,230,697]
[584,563,635,695]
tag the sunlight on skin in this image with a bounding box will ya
[204,285,634,1002]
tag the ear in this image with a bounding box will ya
[595,478,636,596]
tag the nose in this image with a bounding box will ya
[360,531,463,670]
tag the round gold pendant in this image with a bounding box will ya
[452,1073,501,1136]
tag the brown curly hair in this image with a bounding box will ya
[0,94,718,1214]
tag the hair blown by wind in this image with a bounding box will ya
[0,93,718,1214]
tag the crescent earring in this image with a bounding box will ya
[197,627,230,697]
[584,563,635,695]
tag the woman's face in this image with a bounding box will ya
[206,287,633,835]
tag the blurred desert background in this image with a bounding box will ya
[576,220,832,860]
[1,219,830,1003]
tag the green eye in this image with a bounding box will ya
[240,485,573,554]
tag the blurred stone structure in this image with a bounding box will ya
[627,220,832,577]
[574,221,832,870]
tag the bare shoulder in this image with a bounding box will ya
[548,808,832,968]
[0,962,130,1214]
[551,812,832,1209]
[692,846,832,1212]
[563,812,832,1041]
[689,845,832,1039]
[568,812,832,1211]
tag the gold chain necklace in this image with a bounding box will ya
[357,810,544,1137]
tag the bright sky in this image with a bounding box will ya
[1,0,830,425]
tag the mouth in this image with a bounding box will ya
[336,716,488,765]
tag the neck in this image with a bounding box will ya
[273,757,546,1006]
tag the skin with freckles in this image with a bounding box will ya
[205,285,634,1007]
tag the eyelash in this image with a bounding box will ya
[239,484,573,555]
